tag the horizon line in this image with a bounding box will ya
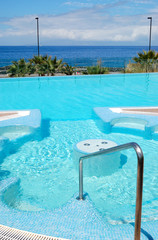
[0,45,158,47]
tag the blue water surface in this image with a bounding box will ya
[0,45,158,67]
[0,73,158,225]
[0,73,158,120]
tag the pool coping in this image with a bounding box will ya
[110,106,158,116]
[0,224,69,240]
[0,71,158,82]
[0,111,30,121]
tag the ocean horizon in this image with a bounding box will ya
[0,45,158,68]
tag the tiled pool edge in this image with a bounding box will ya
[0,224,68,240]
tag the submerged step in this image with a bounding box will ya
[93,107,158,139]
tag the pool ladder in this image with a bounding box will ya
[78,142,144,240]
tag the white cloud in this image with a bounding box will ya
[0,5,158,45]
[133,0,152,3]
[64,1,93,7]
[149,8,158,13]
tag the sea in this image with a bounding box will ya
[0,46,158,68]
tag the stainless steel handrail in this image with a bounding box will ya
[78,142,144,240]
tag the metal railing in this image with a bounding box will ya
[78,142,144,240]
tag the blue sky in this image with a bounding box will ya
[0,0,157,45]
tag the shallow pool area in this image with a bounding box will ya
[0,119,158,223]
[1,73,158,239]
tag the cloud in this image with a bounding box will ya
[64,1,93,7]
[0,3,158,45]
[133,0,152,3]
[149,8,158,13]
[63,0,128,10]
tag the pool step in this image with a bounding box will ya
[0,109,41,128]
[94,107,158,139]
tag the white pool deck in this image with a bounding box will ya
[0,107,158,121]
[110,107,158,116]
[1,107,158,122]
[0,111,30,121]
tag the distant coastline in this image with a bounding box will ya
[0,66,123,78]
[0,45,158,69]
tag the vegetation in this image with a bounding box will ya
[86,65,109,74]
[8,59,28,77]
[7,51,158,77]
[84,60,109,75]
[7,55,72,77]
[62,63,74,75]
[125,50,158,73]
[7,56,110,77]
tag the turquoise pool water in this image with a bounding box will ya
[1,73,158,225]
[0,73,158,120]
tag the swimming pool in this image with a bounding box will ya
[0,73,158,239]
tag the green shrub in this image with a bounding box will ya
[125,50,158,73]
[8,59,28,77]
[8,55,64,77]
[87,65,109,75]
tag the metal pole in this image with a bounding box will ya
[147,17,152,51]
[35,17,40,56]
[79,159,83,200]
[134,146,144,240]
[78,142,144,240]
